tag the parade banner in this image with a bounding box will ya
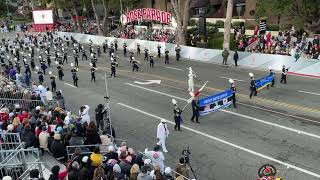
[198,89,233,115]
[125,8,171,24]
[256,74,274,91]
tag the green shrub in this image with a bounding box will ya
[245,23,256,30]
[232,21,243,27]
[207,32,236,50]
[189,19,197,26]
[215,20,225,28]
[268,25,279,31]
[206,22,215,27]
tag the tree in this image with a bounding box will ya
[170,0,192,45]
[223,0,233,50]
[91,0,103,35]
[256,0,320,34]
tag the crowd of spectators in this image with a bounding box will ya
[234,26,320,60]
[0,74,191,180]
[55,20,98,35]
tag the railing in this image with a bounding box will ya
[18,162,45,180]
[139,151,192,180]
[0,132,21,151]
[0,98,45,111]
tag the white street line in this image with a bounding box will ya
[117,102,320,178]
[298,90,320,96]
[163,66,184,71]
[220,76,245,82]
[64,82,77,88]
[125,83,320,140]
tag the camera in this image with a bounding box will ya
[182,147,191,164]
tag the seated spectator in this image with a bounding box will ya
[48,165,60,180]
[119,155,132,176]
[90,146,103,167]
[113,164,125,180]
[50,133,66,159]
[137,165,153,180]
[130,164,140,180]
[163,167,174,180]
[93,166,107,180]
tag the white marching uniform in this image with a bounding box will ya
[157,122,169,153]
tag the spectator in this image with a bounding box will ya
[21,124,36,148]
[113,164,125,179]
[93,166,107,180]
[39,126,50,155]
[55,91,65,109]
[137,166,153,180]
[153,165,163,180]
[130,164,140,180]
[163,167,174,180]
[175,158,189,179]
[106,145,119,160]
[48,165,60,180]
[90,146,103,167]
[85,121,101,145]
[79,105,90,125]
[50,133,66,159]
[68,161,81,180]
[29,169,40,179]
[79,156,93,180]
[144,144,165,172]
[119,155,132,176]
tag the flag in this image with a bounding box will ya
[193,81,208,97]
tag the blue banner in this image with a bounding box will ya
[198,89,233,115]
[256,74,275,91]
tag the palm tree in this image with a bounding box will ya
[223,0,234,50]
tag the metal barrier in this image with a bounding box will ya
[0,132,21,151]
[66,144,114,160]
[18,162,45,180]
[139,151,192,180]
[0,98,44,111]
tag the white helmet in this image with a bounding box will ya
[172,99,177,105]
[229,79,234,84]
[70,63,74,67]
[249,73,254,77]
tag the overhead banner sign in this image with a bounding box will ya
[256,74,275,91]
[125,8,171,25]
[198,89,233,116]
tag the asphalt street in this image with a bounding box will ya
[3,33,320,180]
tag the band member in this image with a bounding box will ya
[57,63,64,80]
[150,55,154,68]
[136,43,140,55]
[71,63,78,87]
[191,98,199,123]
[91,54,97,68]
[131,57,139,72]
[157,44,161,58]
[129,51,134,63]
[144,48,149,61]
[82,48,87,61]
[267,66,275,89]
[175,45,181,61]
[74,52,79,67]
[172,99,182,131]
[229,79,236,108]
[97,46,101,57]
[63,50,68,64]
[249,72,257,98]
[280,65,288,84]
[49,71,57,92]
[165,49,169,64]
[90,64,96,82]
[46,53,51,67]
[36,66,44,84]
[29,53,35,70]
[114,40,118,51]
[110,59,117,77]
[40,60,47,74]
[123,42,127,56]
[103,40,108,53]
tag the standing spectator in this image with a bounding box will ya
[113,164,125,179]
[79,105,90,125]
[50,134,66,160]
[85,122,101,145]
[39,126,50,155]
[95,104,106,130]
[233,50,239,66]
[90,146,103,167]
[68,161,80,180]
[144,145,165,172]
[222,48,229,65]
[48,165,60,180]
[21,124,36,148]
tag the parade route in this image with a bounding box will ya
[3,35,320,179]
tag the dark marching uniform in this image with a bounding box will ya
[82,49,87,61]
[74,53,79,67]
[144,49,149,61]
[110,61,117,77]
[149,55,154,68]
[191,99,199,123]
[57,65,64,80]
[132,59,139,72]
[175,46,181,61]
[231,85,237,108]
[173,105,182,131]
[37,70,44,84]
[63,51,68,64]
[50,75,56,92]
[91,67,96,82]
[157,45,161,58]
[267,70,275,89]
[114,40,118,51]
[249,78,257,98]
[97,46,101,57]
[165,49,169,64]
[71,68,78,87]
[123,43,127,56]
[280,66,287,84]
[137,44,140,55]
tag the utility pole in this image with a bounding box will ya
[104,73,114,139]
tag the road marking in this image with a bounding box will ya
[134,80,161,85]
[117,102,320,178]
[298,90,320,96]
[125,83,320,140]
[64,82,77,88]
[220,76,245,82]
[163,66,184,71]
